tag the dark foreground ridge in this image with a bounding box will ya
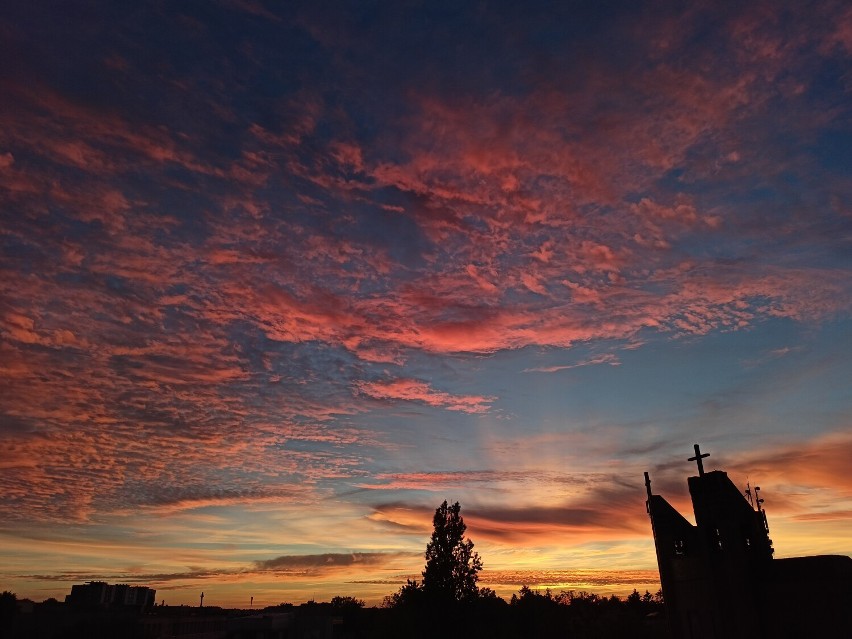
[0,589,668,639]
[645,444,852,639]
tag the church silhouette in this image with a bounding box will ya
[645,445,851,639]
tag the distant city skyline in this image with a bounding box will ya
[1,1,851,606]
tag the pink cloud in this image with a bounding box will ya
[357,378,495,414]
[724,432,852,507]
[1,1,850,548]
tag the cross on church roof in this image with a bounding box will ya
[688,444,710,475]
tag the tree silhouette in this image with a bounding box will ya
[384,579,423,608]
[330,595,365,610]
[0,591,18,629]
[421,500,482,603]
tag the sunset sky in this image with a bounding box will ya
[2,1,851,607]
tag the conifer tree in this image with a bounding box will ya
[421,500,482,602]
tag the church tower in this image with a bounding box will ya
[645,445,851,639]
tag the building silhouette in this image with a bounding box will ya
[645,445,852,639]
[65,581,155,610]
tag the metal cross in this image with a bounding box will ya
[688,444,710,475]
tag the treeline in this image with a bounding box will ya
[2,588,669,639]
[285,587,669,639]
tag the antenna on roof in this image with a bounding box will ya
[644,472,652,514]
[745,480,754,508]
[754,485,772,543]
